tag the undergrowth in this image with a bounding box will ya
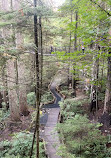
[57,99,111,158]
[59,99,85,120]
[27,91,53,106]
[59,85,72,98]
[41,92,53,103]
[0,131,46,158]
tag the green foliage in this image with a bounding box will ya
[59,86,72,97]
[41,92,53,103]
[98,92,105,101]
[0,109,10,122]
[27,91,53,106]
[0,108,10,131]
[57,114,109,158]
[43,57,59,86]
[27,92,36,106]
[60,90,71,97]
[0,21,16,27]
[58,98,110,158]
[0,132,46,158]
[56,0,111,87]
[59,99,84,120]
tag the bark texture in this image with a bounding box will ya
[104,51,111,113]
[104,25,111,113]
[18,54,29,116]
[7,60,20,121]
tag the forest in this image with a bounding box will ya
[0,0,111,158]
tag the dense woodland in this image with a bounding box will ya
[0,0,111,158]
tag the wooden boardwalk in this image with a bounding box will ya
[41,77,63,158]
[43,108,61,158]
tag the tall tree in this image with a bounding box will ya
[39,16,43,99]
[1,0,21,121]
[7,59,20,121]
[72,10,78,97]
[104,28,111,113]
[2,64,9,110]
[30,0,40,157]
[90,52,99,114]
[15,30,30,116]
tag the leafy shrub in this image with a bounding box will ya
[0,131,46,158]
[27,91,53,106]
[59,99,84,120]
[58,99,110,158]
[41,92,53,103]
[57,114,109,158]
[59,86,72,98]
[60,90,71,98]
[98,92,105,101]
[0,109,10,122]
[27,92,36,106]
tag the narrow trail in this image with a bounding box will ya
[41,83,62,158]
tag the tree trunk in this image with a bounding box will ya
[34,5,40,156]
[18,54,29,116]
[90,54,99,114]
[1,0,20,121]
[74,11,78,52]
[7,60,20,121]
[2,65,9,110]
[104,50,111,113]
[72,11,78,97]
[39,16,43,99]
[30,0,40,158]
[68,0,73,89]
[15,30,30,116]
[104,21,111,113]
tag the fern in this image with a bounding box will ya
[0,131,46,158]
